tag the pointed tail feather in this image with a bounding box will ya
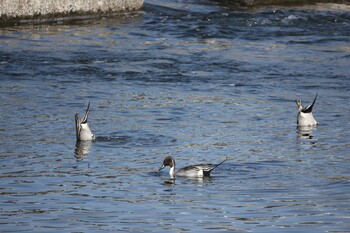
[82,101,90,124]
[303,93,318,113]
[215,158,227,168]
[208,158,228,172]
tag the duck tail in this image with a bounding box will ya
[215,158,228,167]
[303,93,318,113]
[82,101,91,124]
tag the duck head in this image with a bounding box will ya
[159,156,176,178]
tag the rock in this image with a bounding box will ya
[0,0,143,25]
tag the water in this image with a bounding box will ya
[1,0,350,232]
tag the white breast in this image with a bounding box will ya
[79,123,94,140]
[298,112,317,126]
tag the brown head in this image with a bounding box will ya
[159,156,175,171]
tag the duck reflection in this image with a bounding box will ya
[162,176,213,186]
[297,125,316,139]
[163,178,176,186]
[74,140,92,161]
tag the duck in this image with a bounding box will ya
[159,156,227,179]
[75,102,95,141]
[295,93,318,126]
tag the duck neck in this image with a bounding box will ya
[169,160,176,179]
[169,166,175,178]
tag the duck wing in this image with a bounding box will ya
[75,113,82,141]
[177,159,227,177]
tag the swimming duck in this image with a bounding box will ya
[295,94,318,126]
[159,156,227,178]
[75,102,95,141]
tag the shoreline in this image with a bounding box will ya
[0,0,144,26]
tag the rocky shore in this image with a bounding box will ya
[0,0,143,25]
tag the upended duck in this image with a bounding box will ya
[75,102,95,141]
[159,156,227,178]
[295,93,318,126]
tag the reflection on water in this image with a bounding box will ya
[163,178,176,185]
[297,125,316,139]
[74,140,93,160]
[0,0,350,232]
[161,175,214,186]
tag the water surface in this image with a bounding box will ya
[0,0,350,232]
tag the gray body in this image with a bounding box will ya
[159,156,226,178]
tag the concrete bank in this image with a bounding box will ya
[0,0,143,25]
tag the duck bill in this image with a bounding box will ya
[159,164,166,171]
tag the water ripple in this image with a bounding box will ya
[0,0,349,232]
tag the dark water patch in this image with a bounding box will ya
[95,134,177,148]
[96,135,132,143]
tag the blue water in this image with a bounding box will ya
[1,0,350,232]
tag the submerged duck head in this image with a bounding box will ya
[75,102,95,141]
[295,93,318,126]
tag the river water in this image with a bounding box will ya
[1,0,350,232]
